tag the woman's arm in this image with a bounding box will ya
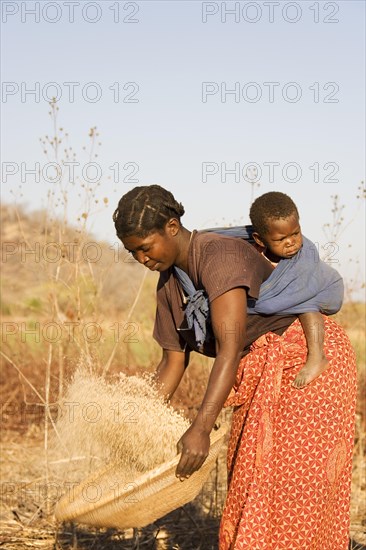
[176,287,247,479]
[153,348,190,400]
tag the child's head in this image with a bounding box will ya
[249,192,302,259]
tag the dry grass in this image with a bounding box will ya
[0,394,364,549]
[0,423,228,550]
[1,204,365,549]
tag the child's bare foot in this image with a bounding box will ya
[292,356,329,388]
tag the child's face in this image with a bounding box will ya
[259,214,303,259]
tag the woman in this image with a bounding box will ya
[113,184,356,550]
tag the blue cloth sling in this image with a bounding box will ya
[247,235,344,316]
[174,266,210,348]
[174,227,344,348]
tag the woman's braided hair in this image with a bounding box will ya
[113,184,185,239]
[249,191,299,236]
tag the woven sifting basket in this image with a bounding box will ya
[54,423,228,529]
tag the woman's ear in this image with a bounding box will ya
[252,232,266,248]
[165,218,180,237]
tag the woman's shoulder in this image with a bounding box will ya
[189,229,272,287]
[192,229,265,263]
[187,229,272,301]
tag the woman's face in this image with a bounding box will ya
[121,224,179,272]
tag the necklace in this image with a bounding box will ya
[176,230,195,305]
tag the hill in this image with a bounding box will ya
[1,203,149,318]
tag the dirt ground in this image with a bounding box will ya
[0,425,365,550]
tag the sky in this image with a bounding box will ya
[1,0,365,297]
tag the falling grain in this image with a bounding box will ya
[52,368,190,484]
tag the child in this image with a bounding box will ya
[249,191,344,388]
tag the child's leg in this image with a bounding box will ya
[293,312,329,388]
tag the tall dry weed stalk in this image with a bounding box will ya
[2,100,151,492]
[322,182,365,302]
[37,101,108,497]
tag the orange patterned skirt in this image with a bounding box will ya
[219,317,357,550]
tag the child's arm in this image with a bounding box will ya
[293,312,329,388]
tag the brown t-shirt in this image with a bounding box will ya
[153,230,296,357]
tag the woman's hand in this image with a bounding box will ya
[175,424,211,480]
